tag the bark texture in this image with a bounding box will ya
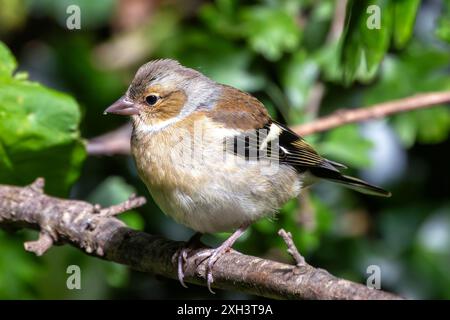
[0,178,402,300]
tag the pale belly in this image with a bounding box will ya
[137,158,301,233]
[131,126,302,233]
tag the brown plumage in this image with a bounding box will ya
[207,85,270,130]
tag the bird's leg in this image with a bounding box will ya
[177,232,203,288]
[205,224,249,294]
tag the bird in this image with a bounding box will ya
[104,59,391,293]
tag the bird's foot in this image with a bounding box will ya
[177,247,189,288]
[177,232,203,288]
[204,244,230,294]
[204,224,249,294]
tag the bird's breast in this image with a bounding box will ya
[130,122,302,233]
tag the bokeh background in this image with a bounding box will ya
[0,0,449,299]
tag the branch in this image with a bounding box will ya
[293,91,450,136]
[0,178,402,300]
[326,0,348,43]
[278,229,306,267]
[88,91,450,156]
[87,123,132,155]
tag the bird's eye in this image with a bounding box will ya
[145,95,159,106]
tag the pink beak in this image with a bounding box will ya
[104,96,139,116]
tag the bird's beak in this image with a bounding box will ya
[104,96,139,116]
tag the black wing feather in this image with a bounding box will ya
[226,119,344,172]
[226,120,390,197]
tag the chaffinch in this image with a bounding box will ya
[105,59,390,293]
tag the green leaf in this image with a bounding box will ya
[436,19,450,44]
[200,0,241,38]
[282,51,320,111]
[157,30,265,92]
[315,41,344,83]
[393,0,420,49]
[363,43,450,146]
[392,112,418,147]
[413,107,450,144]
[341,0,393,84]
[436,0,450,44]
[240,6,301,61]
[0,41,17,78]
[0,42,86,196]
[201,1,302,61]
[302,0,333,50]
[390,104,450,147]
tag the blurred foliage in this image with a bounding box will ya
[437,1,450,43]
[0,0,449,299]
[28,0,116,29]
[341,0,420,83]
[0,42,85,196]
[88,176,145,230]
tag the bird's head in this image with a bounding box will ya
[104,59,220,132]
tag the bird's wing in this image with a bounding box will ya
[225,120,345,172]
[207,85,390,197]
[208,85,345,172]
[267,120,346,171]
[207,85,270,130]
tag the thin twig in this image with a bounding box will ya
[304,82,325,119]
[24,232,53,256]
[326,0,348,43]
[293,91,450,136]
[278,229,306,267]
[87,123,132,155]
[99,194,146,216]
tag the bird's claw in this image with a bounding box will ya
[176,232,203,288]
[207,272,215,294]
[205,247,230,294]
[177,247,189,288]
[178,225,248,294]
[178,247,218,293]
[206,253,218,294]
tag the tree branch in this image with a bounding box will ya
[0,178,402,300]
[87,123,132,155]
[293,91,450,136]
[278,229,306,267]
[88,91,450,156]
[326,0,348,43]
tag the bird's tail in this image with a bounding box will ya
[310,167,391,197]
